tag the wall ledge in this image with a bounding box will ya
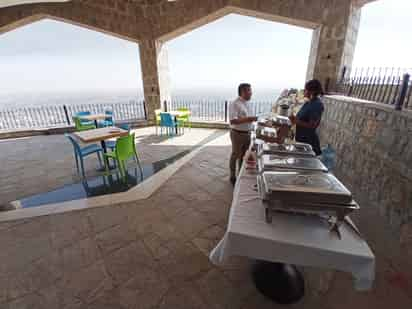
[324,95,412,120]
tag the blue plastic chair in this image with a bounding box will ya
[160,112,181,136]
[75,111,94,126]
[117,123,130,131]
[98,110,114,127]
[106,124,131,150]
[65,134,103,178]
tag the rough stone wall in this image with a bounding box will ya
[139,40,171,121]
[308,1,362,90]
[306,27,321,81]
[319,96,412,241]
[339,3,362,79]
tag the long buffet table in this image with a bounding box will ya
[209,160,375,301]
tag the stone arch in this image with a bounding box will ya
[0,13,46,36]
[157,6,319,43]
[0,13,139,43]
[0,1,146,42]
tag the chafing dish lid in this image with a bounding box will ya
[260,155,328,172]
[261,142,315,156]
[271,115,292,127]
[261,170,352,203]
[257,127,277,138]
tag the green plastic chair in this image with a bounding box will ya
[176,107,191,130]
[103,133,142,179]
[73,116,96,131]
[155,109,162,135]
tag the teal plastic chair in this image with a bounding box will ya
[104,133,142,179]
[98,110,114,127]
[75,111,94,126]
[106,124,131,150]
[65,134,103,178]
[160,112,181,136]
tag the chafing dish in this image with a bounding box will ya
[256,115,292,128]
[256,127,278,139]
[257,155,328,173]
[271,115,292,127]
[257,170,358,237]
[258,170,353,204]
[257,142,316,158]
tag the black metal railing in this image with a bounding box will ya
[0,99,274,131]
[0,100,146,131]
[166,100,272,122]
[338,67,412,110]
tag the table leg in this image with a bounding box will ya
[252,261,305,304]
[174,116,178,134]
[94,120,98,128]
[99,140,115,171]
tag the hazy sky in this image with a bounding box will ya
[0,0,411,95]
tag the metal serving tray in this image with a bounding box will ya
[259,170,352,204]
[257,172,359,237]
[271,115,292,127]
[258,155,328,173]
[256,127,277,139]
[257,142,316,157]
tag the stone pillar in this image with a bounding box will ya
[139,40,171,121]
[307,2,361,91]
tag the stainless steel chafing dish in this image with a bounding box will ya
[256,126,278,139]
[257,154,328,173]
[257,142,316,158]
[271,115,292,127]
[257,115,292,128]
[257,170,359,237]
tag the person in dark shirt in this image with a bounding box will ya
[289,79,324,155]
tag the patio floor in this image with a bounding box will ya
[0,127,221,209]
[0,128,411,308]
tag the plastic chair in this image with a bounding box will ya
[155,109,161,135]
[116,123,131,131]
[176,107,191,130]
[65,134,103,178]
[98,110,114,127]
[75,111,94,126]
[160,112,181,136]
[73,116,96,131]
[106,124,131,150]
[103,133,143,179]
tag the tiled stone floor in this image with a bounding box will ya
[0,129,411,308]
[0,127,219,208]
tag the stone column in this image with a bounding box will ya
[139,40,171,121]
[306,2,361,91]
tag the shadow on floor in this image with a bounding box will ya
[10,130,228,210]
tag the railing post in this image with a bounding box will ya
[63,105,71,125]
[164,100,168,112]
[143,100,148,120]
[395,73,410,111]
[224,100,228,122]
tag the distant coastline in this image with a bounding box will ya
[0,88,281,110]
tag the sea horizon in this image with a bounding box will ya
[0,88,282,111]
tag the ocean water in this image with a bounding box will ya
[0,89,280,130]
[0,89,281,110]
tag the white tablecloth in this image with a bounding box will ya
[209,166,375,291]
